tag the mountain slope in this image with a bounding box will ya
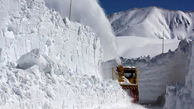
[109,7,194,39]
[116,36,180,58]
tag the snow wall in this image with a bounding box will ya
[0,0,147,108]
[44,0,118,61]
[0,0,102,77]
[164,41,194,109]
[121,40,192,104]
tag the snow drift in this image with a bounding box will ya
[45,0,117,60]
[0,0,146,108]
[121,40,192,104]
[109,7,194,40]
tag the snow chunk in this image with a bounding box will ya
[17,49,52,73]
[4,30,15,39]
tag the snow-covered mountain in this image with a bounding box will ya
[0,0,146,108]
[109,7,194,39]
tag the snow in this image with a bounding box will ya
[101,59,118,79]
[116,36,180,58]
[110,6,194,108]
[0,0,102,77]
[0,64,135,109]
[3,0,194,108]
[17,49,53,73]
[121,40,191,104]
[0,0,146,108]
[109,7,194,40]
[164,41,194,109]
[44,0,118,61]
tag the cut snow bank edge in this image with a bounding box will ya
[121,40,192,104]
[0,0,102,77]
[164,41,194,109]
[45,0,118,61]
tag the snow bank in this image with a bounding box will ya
[101,59,118,79]
[0,62,142,109]
[0,0,102,76]
[44,0,117,61]
[121,40,192,103]
[0,0,146,108]
[164,41,194,109]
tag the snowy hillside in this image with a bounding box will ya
[121,40,192,104]
[0,0,146,108]
[116,36,180,58]
[109,7,194,39]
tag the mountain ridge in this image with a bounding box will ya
[108,6,194,39]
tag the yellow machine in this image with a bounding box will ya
[112,65,139,103]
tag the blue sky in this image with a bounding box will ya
[99,0,194,15]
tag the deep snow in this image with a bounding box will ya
[45,0,118,61]
[164,41,194,109]
[109,7,194,107]
[121,40,192,104]
[1,0,194,109]
[0,0,146,108]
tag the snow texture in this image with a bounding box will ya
[121,40,192,104]
[109,7,194,40]
[44,0,118,61]
[0,0,102,77]
[17,49,53,73]
[0,0,146,108]
[164,41,194,109]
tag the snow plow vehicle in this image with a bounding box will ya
[112,65,139,103]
